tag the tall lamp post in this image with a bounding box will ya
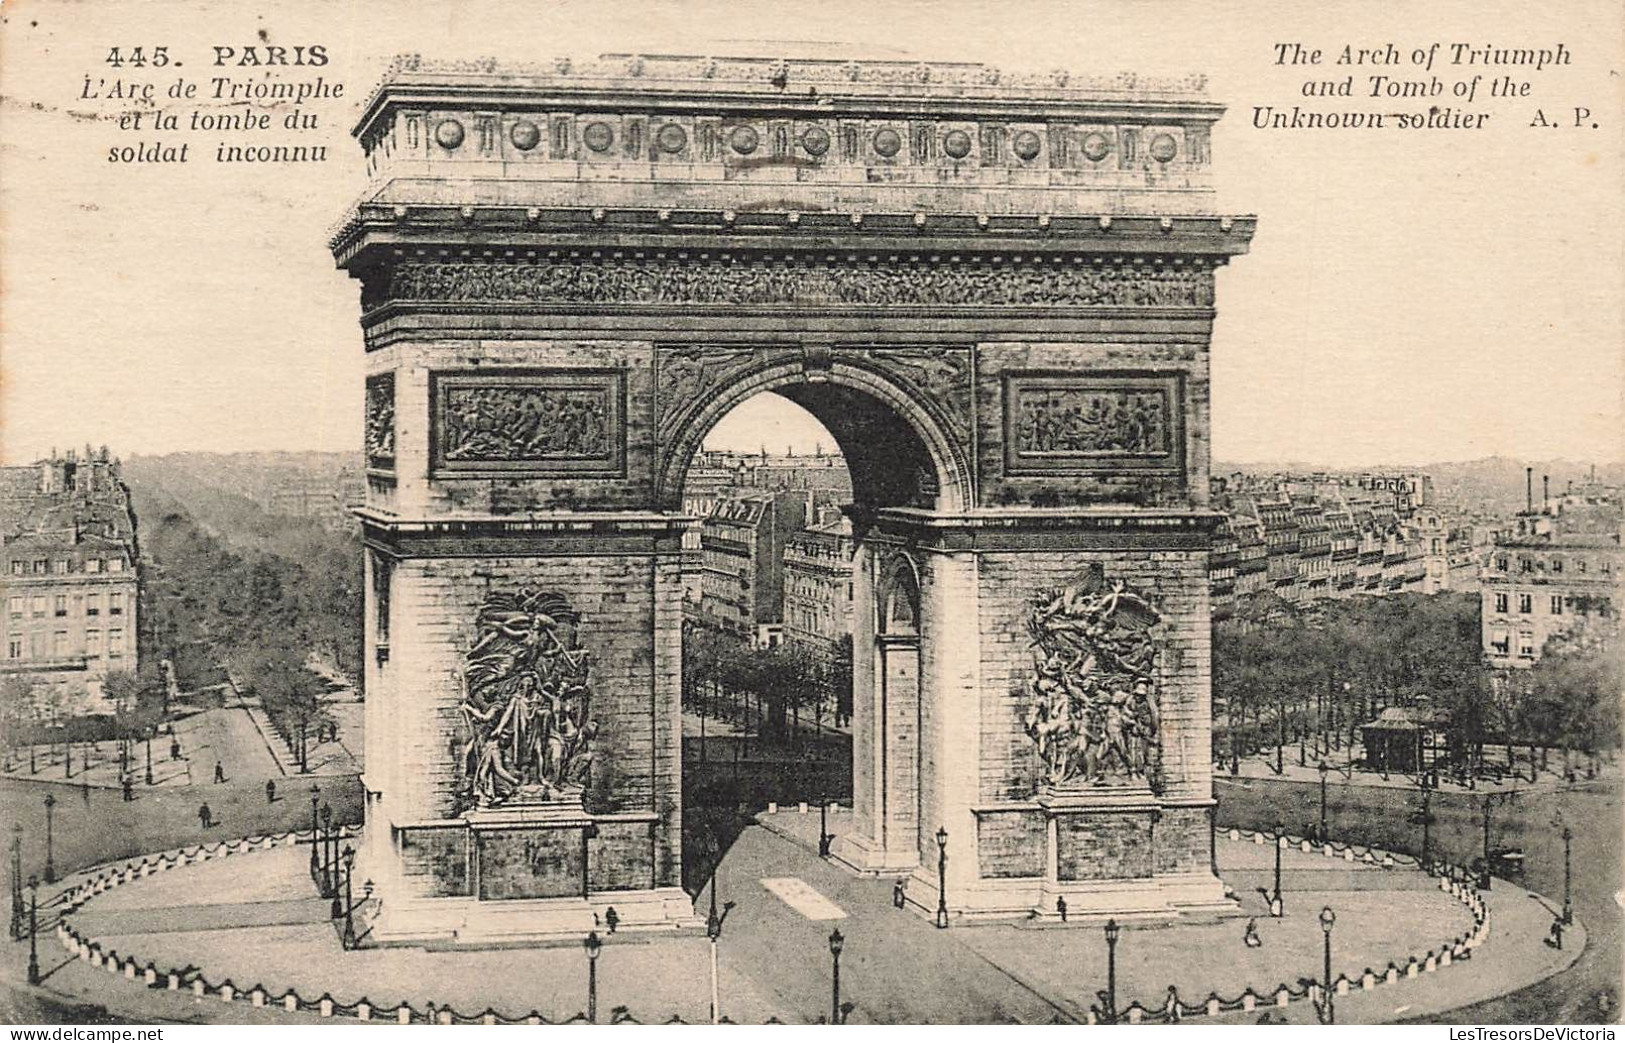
[1317,760,1329,842]
[934,826,949,929]
[321,804,336,897]
[1418,771,1435,868]
[332,844,350,921]
[1319,906,1336,1024]
[10,823,22,942]
[583,930,601,1023]
[144,731,153,785]
[818,796,832,858]
[828,928,844,1024]
[42,793,56,885]
[704,856,733,1025]
[308,784,321,881]
[1560,823,1574,925]
[26,875,40,986]
[1103,918,1120,1024]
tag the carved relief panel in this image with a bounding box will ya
[1002,372,1184,476]
[365,372,396,473]
[430,369,626,478]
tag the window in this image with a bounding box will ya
[30,595,45,618]
[53,594,67,617]
[108,628,125,658]
[85,594,100,616]
[8,561,20,576]
[52,559,67,575]
[1494,593,1508,613]
[1551,595,1564,615]
[7,596,20,620]
[108,592,123,616]
[6,635,20,660]
[1518,632,1535,658]
[1552,557,1563,574]
[1495,557,1508,572]
[51,630,67,657]
[85,558,101,574]
[85,629,101,658]
[32,560,47,574]
[1490,629,1510,655]
[108,558,124,573]
[1520,558,1534,573]
[1518,593,1533,614]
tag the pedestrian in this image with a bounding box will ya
[1244,918,1262,948]
[214,761,225,784]
[122,775,133,803]
[198,802,212,829]
[265,779,277,804]
[170,739,180,761]
[81,780,91,805]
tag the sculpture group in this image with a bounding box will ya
[458,589,599,811]
[1023,573,1163,791]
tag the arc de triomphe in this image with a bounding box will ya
[331,54,1255,944]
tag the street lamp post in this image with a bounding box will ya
[42,793,56,885]
[1420,772,1434,868]
[145,732,153,785]
[934,826,949,929]
[1103,918,1120,1024]
[321,804,336,896]
[309,784,321,882]
[10,823,22,942]
[828,928,844,1024]
[26,875,40,986]
[1561,824,1573,925]
[818,797,832,858]
[1319,906,1336,1024]
[583,930,601,1023]
[332,845,350,922]
[1317,760,1329,842]
[1209,799,1219,877]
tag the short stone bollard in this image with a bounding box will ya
[320,998,333,1017]
[1300,840,1312,853]
[1336,978,1349,996]
[767,802,778,814]
[252,989,265,1007]
[1207,998,1221,1016]
[144,967,157,986]
[124,960,137,980]
[1406,960,1419,978]
[396,1006,412,1024]
[798,802,808,814]
[356,1002,371,1021]
[1253,832,1265,845]
[167,973,180,991]
[1242,992,1256,1012]
[1228,828,1240,841]
[220,984,234,1003]
[1275,988,1290,1007]
[1385,967,1399,985]
[284,995,298,1012]
[192,980,206,998]
[482,1012,497,1025]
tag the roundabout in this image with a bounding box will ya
[20,816,1586,1025]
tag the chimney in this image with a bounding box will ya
[1543,475,1550,510]
[1526,467,1533,512]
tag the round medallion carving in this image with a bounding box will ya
[1082,132,1111,162]
[801,125,831,157]
[1150,133,1178,163]
[943,129,972,159]
[873,127,902,157]
[582,121,614,153]
[434,119,465,150]
[508,120,541,151]
[730,125,759,155]
[657,123,688,153]
[1012,130,1042,161]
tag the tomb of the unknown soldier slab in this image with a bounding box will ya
[329,53,1256,945]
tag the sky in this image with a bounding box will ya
[1,0,1620,467]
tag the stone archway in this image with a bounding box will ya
[334,54,1255,943]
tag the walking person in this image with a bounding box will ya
[214,761,225,784]
[121,774,133,803]
[265,779,277,804]
[198,802,212,829]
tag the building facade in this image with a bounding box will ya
[782,509,856,653]
[0,447,141,713]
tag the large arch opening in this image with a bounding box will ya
[673,369,956,896]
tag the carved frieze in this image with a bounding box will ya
[365,372,396,472]
[430,369,625,477]
[1023,567,1163,793]
[1002,372,1185,476]
[385,258,1215,309]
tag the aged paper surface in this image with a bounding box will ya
[0,0,1620,1029]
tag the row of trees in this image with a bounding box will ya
[681,626,854,746]
[1214,590,1620,778]
[1,666,166,776]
